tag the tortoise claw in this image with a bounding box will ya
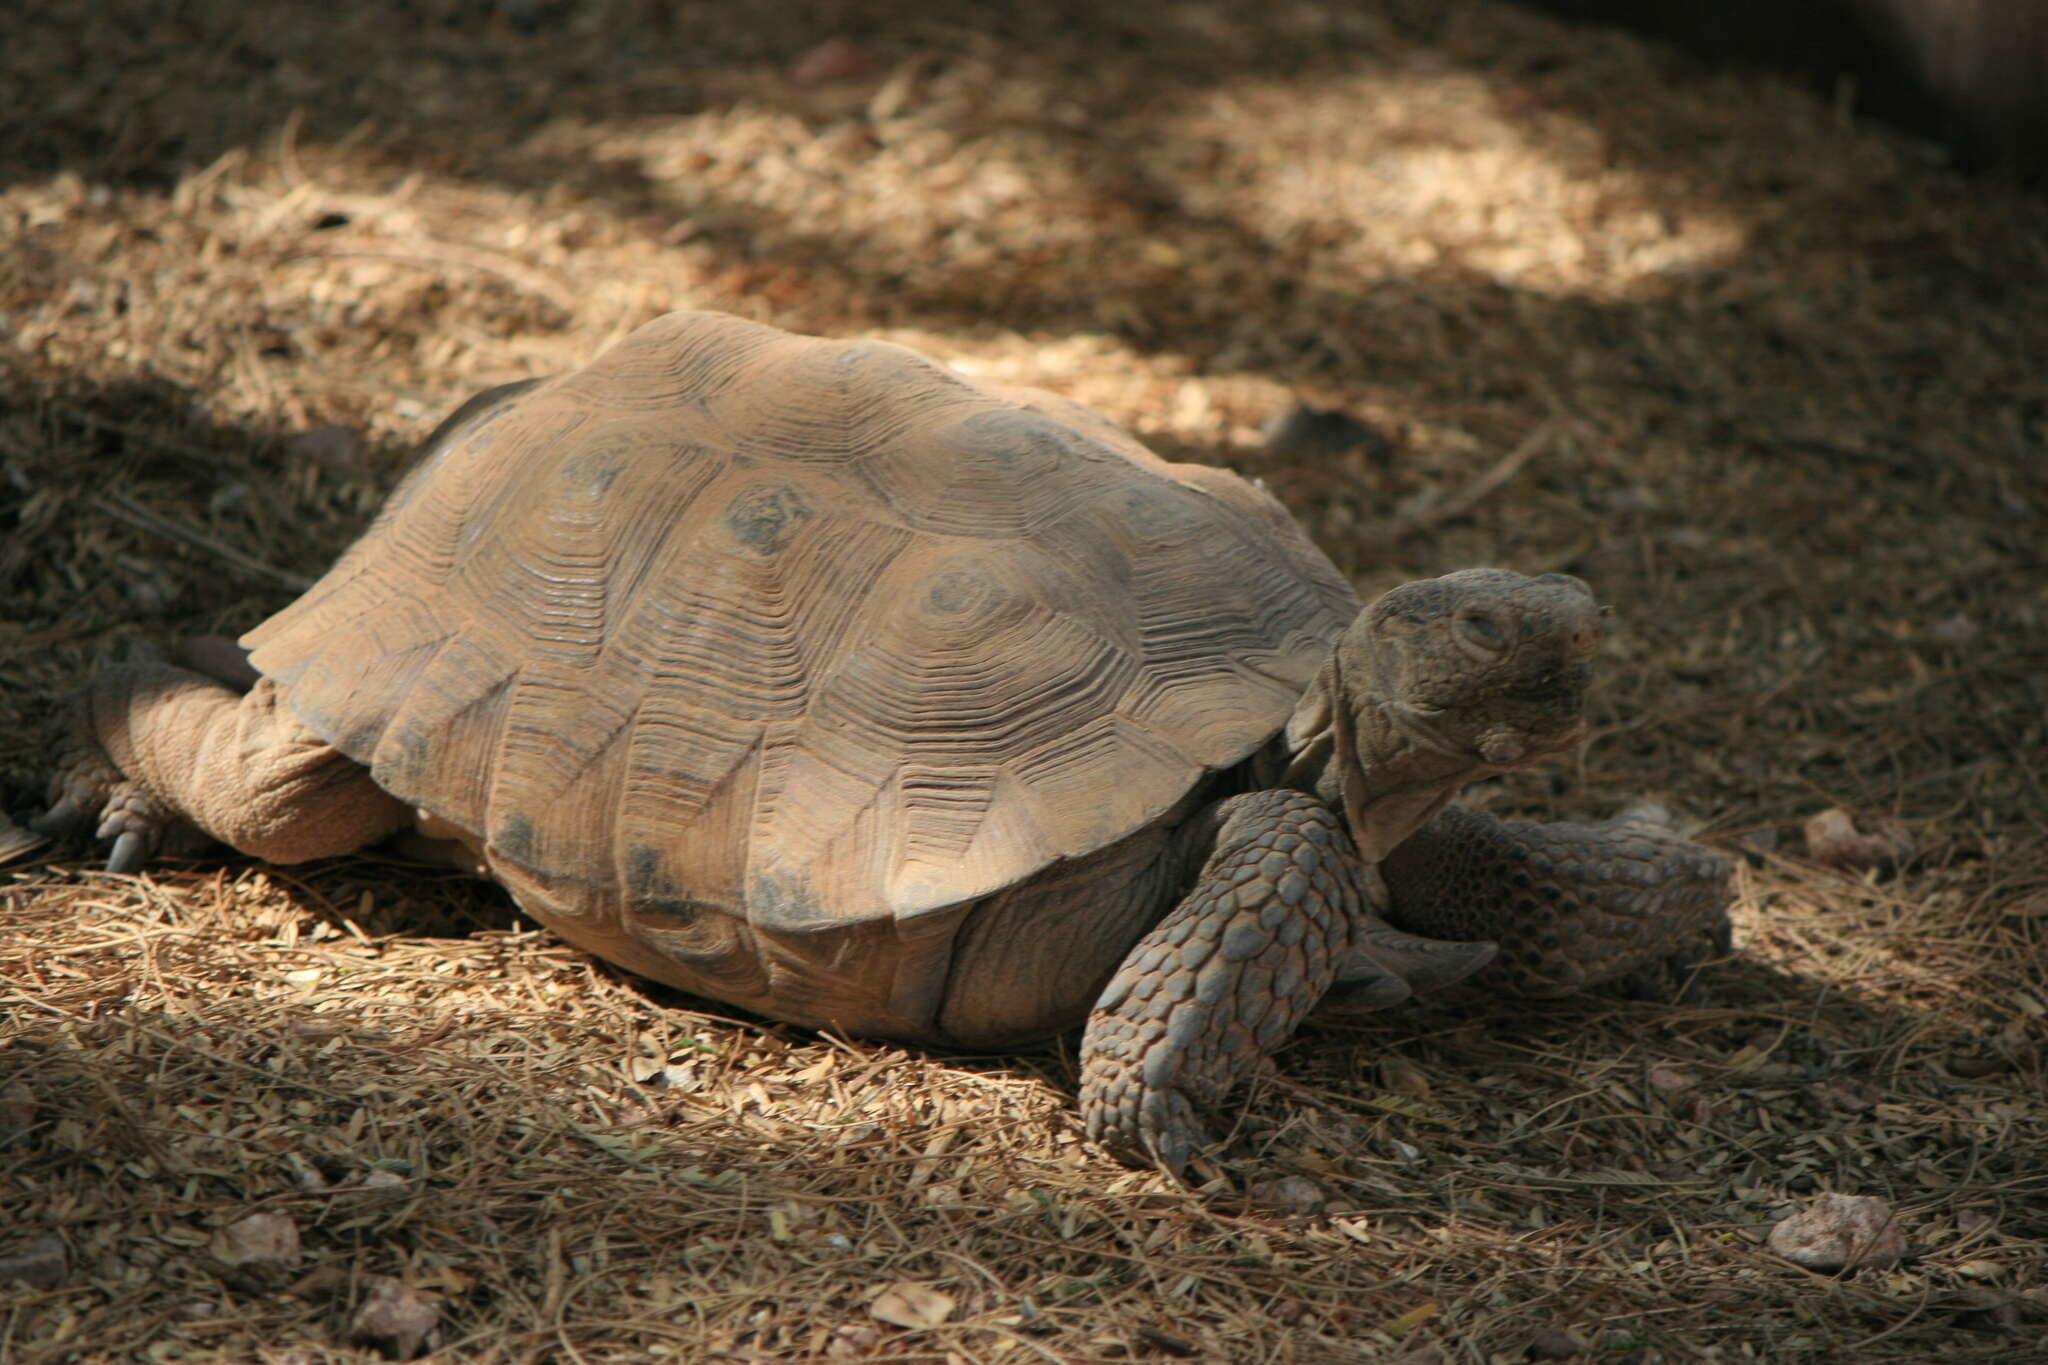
[30,797,89,840]
[1321,961,1415,1013]
[1352,926,1498,995]
[105,830,151,876]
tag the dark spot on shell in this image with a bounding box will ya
[726,484,814,555]
[747,867,829,931]
[633,900,702,932]
[493,813,535,862]
[926,567,998,615]
[560,450,623,494]
[1114,486,1205,538]
[627,845,668,895]
[956,407,1082,471]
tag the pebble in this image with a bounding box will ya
[1247,1176,1326,1212]
[1767,1193,1905,1271]
[350,1276,441,1359]
[1527,1326,1586,1358]
[1804,808,1916,872]
[212,1212,302,1267]
[790,37,867,87]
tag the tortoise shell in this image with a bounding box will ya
[245,312,1360,954]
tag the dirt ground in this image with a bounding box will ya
[3,2,2044,1361]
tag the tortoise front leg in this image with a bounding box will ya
[1377,806,1733,996]
[38,664,409,872]
[1079,789,1488,1176]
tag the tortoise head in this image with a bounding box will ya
[1290,569,1603,860]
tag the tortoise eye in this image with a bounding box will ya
[1454,607,1509,655]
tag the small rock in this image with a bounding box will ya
[0,1234,69,1288]
[1767,1193,1905,1271]
[356,1168,410,1205]
[1803,808,1915,873]
[1815,1078,1875,1112]
[869,1280,955,1329]
[1612,797,1674,829]
[1948,1054,2008,1079]
[790,37,867,87]
[212,1212,302,1267]
[1248,1176,1326,1212]
[282,1150,329,1191]
[1953,1207,1997,1237]
[1528,1326,1586,1358]
[825,1324,882,1357]
[1737,826,1781,858]
[289,423,369,471]
[1380,1054,1432,1098]
[1262,402,1393,460]
[1645,1065,1693,1094]
[1925,613,1979,645]
[350,1276,441,1360]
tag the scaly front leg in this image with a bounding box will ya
[1378,806,1733,996]
[1079,789,1489,1176]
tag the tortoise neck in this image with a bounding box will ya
[1275,653,1490,862]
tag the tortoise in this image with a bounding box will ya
[39,311,1731,1173]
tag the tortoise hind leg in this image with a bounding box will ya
[37,663,409,872]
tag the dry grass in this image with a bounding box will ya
[3,1,2044,1361]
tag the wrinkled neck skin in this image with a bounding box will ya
[1275,653,1501,863]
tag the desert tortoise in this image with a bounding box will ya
[40,311,1731,1172]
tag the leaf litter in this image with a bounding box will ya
[2,1,2045,1361]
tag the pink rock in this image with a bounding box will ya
[1768,1193,1905,1271]
[790,37,867,87]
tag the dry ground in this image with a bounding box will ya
[3,2,2045,1361]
